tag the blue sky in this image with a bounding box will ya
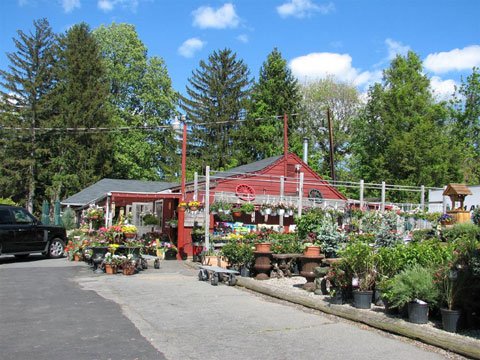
[1,0,479,99]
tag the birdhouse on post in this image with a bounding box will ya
[443,183,472,224]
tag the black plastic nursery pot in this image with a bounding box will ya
[408,301,429,324]
[353,290,373,309]
[440,308,461,333]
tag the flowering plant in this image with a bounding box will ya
[178,201,187,208]
[84,205,104,221]
[103,252,124,266]
[439,213,454,224]
[121,224,137,234]
[188,200,201,208]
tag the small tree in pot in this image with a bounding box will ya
[388,264,439,324]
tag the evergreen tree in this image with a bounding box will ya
[451,67,480,183]
[0,18,57,212]
[351,51,462,201]
[181,48,251,172]
[237,48,300,163]
[45,23,113,202]
[94,23,178,180]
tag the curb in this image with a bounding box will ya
[235,277,480,359]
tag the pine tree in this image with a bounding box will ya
[45,23,114,201]
[237,48,300,163]
[351,51,462,201]
[181,48,251,172]
[0,18,57,212]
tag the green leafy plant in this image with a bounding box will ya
[338,238,376,291]
[142,213,159,225]
[316,215,347,257]
[269,233,302,254]
[388,264,439,309]
[473,207,480,226]
[220,238,254,269]
[442,223,480,243]
[61,207,77,230]
[240,202,255,214]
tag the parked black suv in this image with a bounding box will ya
[0,205,67,258]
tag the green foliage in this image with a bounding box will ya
[269,233,302,254]
[0,198,17,206]
[46,23,114,202]
[338,238,376,291]
[240,202,255,214]
[295,208,326,241]
[94,23,179,181]
[388,264,439,308]
[142,213,159,225]
[298,76,361,183]
[0,18,57,211]
[61,207,77,230]
[450,67,480,183]
[181,48,251,172]
[374,211,401,247]
[316,215,347,257]
[220,239,254,268]
[411,229,437,242]
[442,223,480,243]
[351,51,462,201]
[236,48,301,162]
[473,207,480,226]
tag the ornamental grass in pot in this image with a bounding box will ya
[388,264,439,324]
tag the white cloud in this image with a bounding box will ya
[97,0,139,12]
[178,38,205,58]
[385,38,410,60]
[192,3,240,29]
[424,45,480,73]
[430,76,456,100]
[277,0,334,19]
[289,52,380,87]
[237,34,248,43]
[61,0,80,13]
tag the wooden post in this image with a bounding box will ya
[284,113,288,178]
[327,108,335,182]
[381,181,386,212]
[297,172,304,218]
[420,185,425,211]
[359,180,364,209]
[204,166,210,256]
[194,172,198,201]
[279,176,284,228]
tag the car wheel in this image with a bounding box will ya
[14,254,30,259]
[47,238,65,258]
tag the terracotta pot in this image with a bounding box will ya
[124,232,136,239]
[73,253,82,262]
[303,245,321,257]
[233,211,242,217]
[254,242,271,252]
[189,206,198,211]
[105,264,117,274]
[123,265,135,275]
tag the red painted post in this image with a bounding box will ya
[283,113,288,178]
[177,120,187,260]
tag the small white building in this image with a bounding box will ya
[428,185,480,212]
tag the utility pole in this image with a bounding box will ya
[327,108,336,182]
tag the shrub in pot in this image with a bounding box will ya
[338,238,376,309]
[388,264,439,324]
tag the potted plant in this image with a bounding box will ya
[178,201,187,211]
[316,215,347,258]
[121,224,137,239]
[103,252,122,274]
[166,218,178,229]
[275,202,287,216]
[439,213,454,226]
[142,213,159,226]
[188,200,201,211]
[434,256,464,332]
[232,204,242,217]
[240,202,255,215]
[338,238,377,309]
[260,203,272,215]
[388,264,439,324]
